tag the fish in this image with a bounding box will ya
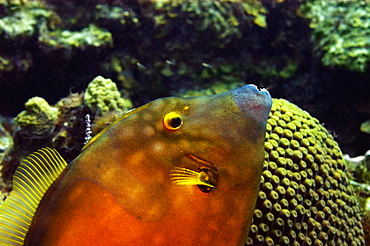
[0,85,272,246]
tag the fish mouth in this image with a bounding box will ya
[186,154,218,172]
[230,84,272,125]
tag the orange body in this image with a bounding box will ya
[24,85,271,246]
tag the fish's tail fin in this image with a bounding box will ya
[0,148,68,245]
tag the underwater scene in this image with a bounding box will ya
[0,0,369,245]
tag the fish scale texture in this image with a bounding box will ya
[246,99,365,246]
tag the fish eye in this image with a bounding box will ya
[197,185,213,193]
[163,112,183,130]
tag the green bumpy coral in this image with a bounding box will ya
[39,24,113,50]
[0,1,57,39]
[14,97,59,138]
[84,76,132,116]
[0,56,13,73]
[301,0,370,72]
[360,119,370,134]
[95,4,140,26]
[247,98,365,245]
[153,0,267,48]
[0,121,13,164]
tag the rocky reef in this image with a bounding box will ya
[301,0,370,73]
[0,0,369,243]
[0,0,368,157]
[0,75,132,194]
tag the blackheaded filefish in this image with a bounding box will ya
[0,85,272,246]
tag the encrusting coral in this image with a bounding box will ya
[345,149,370,244]
[0,121,12,164]
[0,1,58,40]
[152,0,267,49]
[39,24,113,51]
[301,0,370,72]
[1,96,61,195]
[0,76,133,193]
[360,119,370,134]
[0,0,58,77]
[0,118,13,203]
[14,97,59,139]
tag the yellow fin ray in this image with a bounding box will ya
[170,167,215,188]
[0,148,68,245]
[0,205,30,230]
[10,178,39,213]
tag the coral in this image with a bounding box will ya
[301,0,370,72]
[0,117,13,199]
[38,24,113,50]
[14,97,59,139]
[345,150,370,185]
[345,149,370,244]
[240,0,267,28]
[197,63,243,82]
[254,58,299,79]
[152,0,267,49]
[0,0,115,79]
[52,92,87,153]
[363,206,370,245]
[1,77,132,192]
[95,4,139,28]
[0,52,33,79]
[2,96,61,192]
[2,93,87,192]
[0,1,60,76]
[0,56,13,73]
[247,98,365,245]
[105,54,140,91]
[0,119,13,164]
[84,76,132,116]
[0,1,58,40]
[360,119,370,134]
[0,1,57,77]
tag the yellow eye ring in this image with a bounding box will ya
[164,112,183,130]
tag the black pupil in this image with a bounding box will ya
[170,117,182,128]
[198,185,213,193]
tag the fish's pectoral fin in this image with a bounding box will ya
[0,147,68,245]
[170,167,216,192]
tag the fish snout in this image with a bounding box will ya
[230,84,272,125]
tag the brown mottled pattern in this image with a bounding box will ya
[246,99,365,246]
